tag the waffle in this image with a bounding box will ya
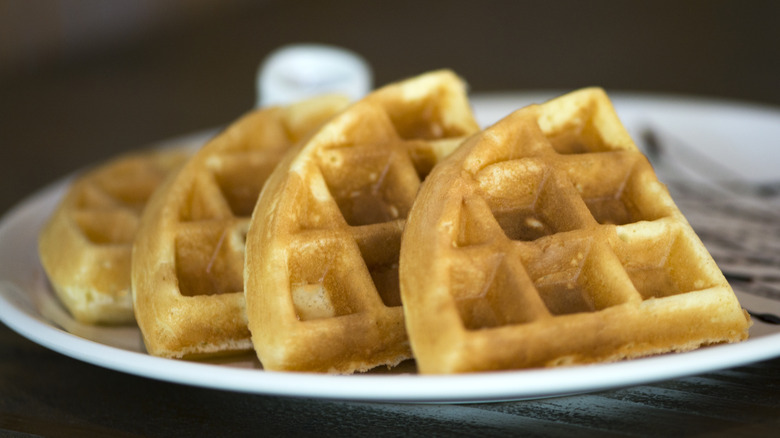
[400,87,751,374]
[132,95,348,358]
[38,148,190,324]
[244,70,480,373]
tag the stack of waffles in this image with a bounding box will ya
[38,71,750,373]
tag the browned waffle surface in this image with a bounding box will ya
[244,70,480,373]
[38,148,190,325]
[400,87,751,374]
[132,95,348,358]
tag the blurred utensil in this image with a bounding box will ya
[640,126,780,198]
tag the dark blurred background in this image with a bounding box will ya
[1,0,779,214]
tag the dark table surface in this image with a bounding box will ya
[2,1,780,436]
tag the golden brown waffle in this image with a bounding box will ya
[132,95,348,358]
[244,70,480,373]
[400,87,751,374]
[38,148,190,324]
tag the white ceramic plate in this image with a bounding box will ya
[2,93,780,403]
